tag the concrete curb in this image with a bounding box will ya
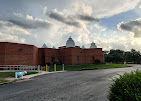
[78,66,131,71]
[0,79,16,85]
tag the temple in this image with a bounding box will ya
[0,37,105,66]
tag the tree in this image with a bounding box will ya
[105,49,124,63]
[124,51,132,62]
[131,49,141,63]
[104,49,141,64]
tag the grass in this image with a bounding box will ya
[127,62,134,64]
[0,78,9,83]
[0,72,37,83]
[47,63,130,72]
[0,72,37,78]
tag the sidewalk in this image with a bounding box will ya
[23,71,64,79]
[1,71,65,85]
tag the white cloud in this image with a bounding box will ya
[26,15,33,20]
[0,21,39,45]
[0,32,25,43]
[0,21,31,35]
[91,24,107,32]
[71,2,93,16]
[43,6,47,15]
[99,33,141,51]
[8,14,52,29]
[77,0,141,18]
[139,5,141,8]
[117,18,141,38]
[47,9,81,27]
[13,12,23,17]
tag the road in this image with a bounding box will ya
[0,64,141,101]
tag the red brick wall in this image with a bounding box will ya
[38,48,45,65]
[64,48,105,65]
[58,48,72,65]
[44,48,59,65]
[33,46,38,65]
[39,47,105,65]
[0,42,38,65]
[41,48,74,65]
[0,43,5,65]
[84,48,105,64]
[0,42,105,66]
[71,48,84,65]
[60,48,105,65]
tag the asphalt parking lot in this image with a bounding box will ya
[0,64,141,101]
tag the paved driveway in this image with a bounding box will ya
[0,64,141,101]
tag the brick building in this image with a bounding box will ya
[0,37,105,66]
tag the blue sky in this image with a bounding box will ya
[0,0,141,51]
[101,9,141,30]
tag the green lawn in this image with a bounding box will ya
[0,72,37,83]
[47,63,130,72]
[0,78,9,83]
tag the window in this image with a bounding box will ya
[93,56,95,60]
[52,57,55,62]
[77,56,79,61]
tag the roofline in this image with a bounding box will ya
[0,42,37,47]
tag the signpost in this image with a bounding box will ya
[63,64,64,72]
[46,64,48,73]
[38,65,40,74]
[54,64,56,72]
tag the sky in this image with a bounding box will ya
[0,0,141,51]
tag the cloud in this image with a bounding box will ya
[43,6,47,15]
[0,21,31,35]
[91,24,106,32]
[90,31,139,51]
[139,5,141,8]
[71,2,93,16]
[26,15,33,20]
[47,9,81,27]
[118,18,141,38]
[45,8,99,27]
[80,0,141,18]
[13,12,23,18]
[8,14,52,29]
[76,15,99,22]
[0,32,25,43]
[0,20,40,45]
[0,21,13,28]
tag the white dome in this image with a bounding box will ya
[66,37,75,48]
[90,42,97,48]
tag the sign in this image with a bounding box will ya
[38,65,40,70]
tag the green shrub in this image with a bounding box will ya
[94,59,101,64]
[108,70,141,101]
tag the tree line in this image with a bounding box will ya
[104,49,141,64]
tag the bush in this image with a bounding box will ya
[94,59,101,64]
[108,70,141,101]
